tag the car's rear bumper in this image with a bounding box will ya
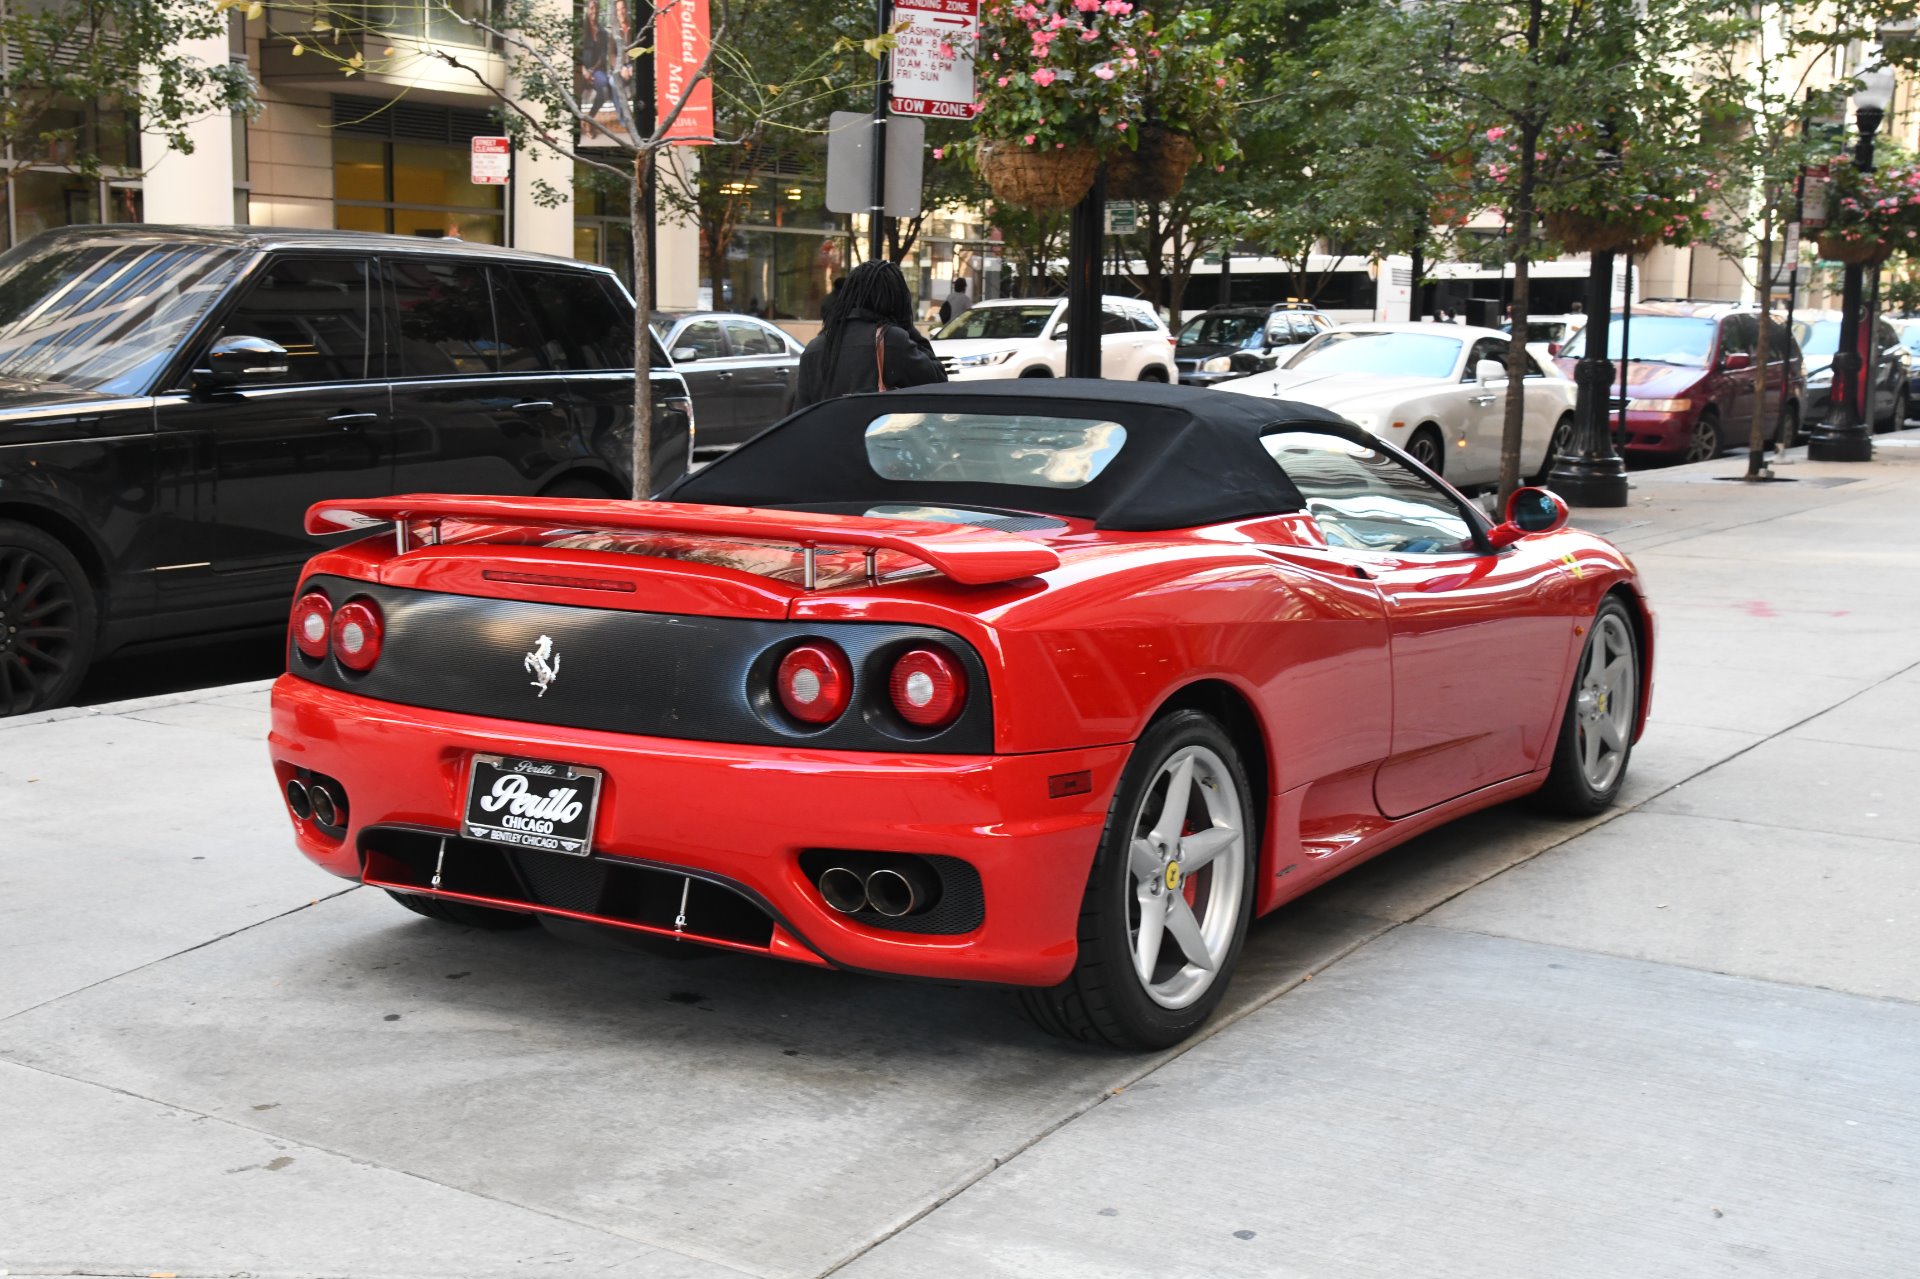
[269,675,1129,986]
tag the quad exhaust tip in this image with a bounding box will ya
[309,783,340,827]
[817,860,939,918]
[285,778,313,820]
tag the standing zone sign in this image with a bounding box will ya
[890,0,978,120]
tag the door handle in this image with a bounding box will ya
[511,400,556,412]
[717,371,734,381]
[1469,394,1496,406]
[327,411,380,428]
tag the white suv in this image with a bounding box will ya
[930,296,1175,381]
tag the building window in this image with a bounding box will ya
[332,135,505,243]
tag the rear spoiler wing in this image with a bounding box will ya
[304,495,1061,586]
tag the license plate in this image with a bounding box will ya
[463,754,603,856]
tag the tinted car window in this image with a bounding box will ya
[1463,337,1508,379]
[511,268,635,370]
[489,268,557,373]
[675,319,726,360]
[219,256,377,384]
[1177,312,1263,347]
[934,304,1056,340]
[1263,430,1477,555]
[1100,307,1132,336]
[0,239,245,394]
[389,257,494,376]
[1721,314,1756,357]
[725,318,785,357]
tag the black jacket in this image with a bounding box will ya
[796,307,947,407]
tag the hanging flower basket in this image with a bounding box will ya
[1105,126,1199,203]
[1815,233,1893,266]
[1544,209,1660,256]
[977,140,1100,212]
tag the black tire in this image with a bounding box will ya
[1406,426,1444,475]
[1017,709,1257,1051]
[1877,387,1908,434]
[1533,414,1575,485]
[1138,366,1168,382]
[1684,410,1720,463]
[1018,367,1055,378]
[0,520,97,717]
[387,889,539,930]
[1532,595,1640,817]
[540,475,619,499]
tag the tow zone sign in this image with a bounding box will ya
[890,0,978,120]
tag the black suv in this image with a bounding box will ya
[0,225,693,715]
[1174,303,1333,386]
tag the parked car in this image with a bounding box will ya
[650,311,804,450]
[1174,303,1335,387]
[1793,313,1911,432]
[929,295,1175,381]
[271,379,1649,1049]
[1555,303,1805,461]
[0,224,693,717]
[1894,319,1920,404]
[1220,322,1575,487]
[1504,313,1584,365]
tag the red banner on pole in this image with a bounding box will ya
[658,0,714,145]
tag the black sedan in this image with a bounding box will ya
[1796,314,1913,431]
[652,311,804,450]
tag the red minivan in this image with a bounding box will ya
[1554,302,1807,463]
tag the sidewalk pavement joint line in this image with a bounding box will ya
[1637,805,1920,848]
[1411,920,1920,1011]
[0,678,277,732]
[0,885,361,1029]
[0,1055,773,1279]
[812,650,1920,1277]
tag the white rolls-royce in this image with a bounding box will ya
[1219,322,1577,488]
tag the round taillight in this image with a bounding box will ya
[889,647,966,728]
[292,591,333,660]
[331,599,384,671]
[776,643,852,724]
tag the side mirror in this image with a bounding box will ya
[1264,328,1288,349]
[1486,486,1569,549]
[672,346,702,362]
[192,335,289,389]
[1475,358,1506,386]
[1722,352,1753,371]
[1051,327,1069,341]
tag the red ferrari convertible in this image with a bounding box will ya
[270,381,1651,1049]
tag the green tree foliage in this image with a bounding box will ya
[5,0,253,222]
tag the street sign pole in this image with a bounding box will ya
[869,0,891,263]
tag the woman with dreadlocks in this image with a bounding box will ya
[795,260,946,407]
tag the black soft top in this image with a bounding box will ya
[665,379,1365,532]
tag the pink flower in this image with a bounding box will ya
[931,146,945,160]
[1094,63,1115,79]
[1116,120,1128,131]
[1214,76,1226,88]
[996,75,1008,86]
[938,41,954,57]
[1048,13,1065,28]
[1056,142,1065,149]
[1074,0,1098,9]
[1024,133,1037,145]
[1486,126,1507,142]
[1032,67,1056,86]
[1101,0,1131,13]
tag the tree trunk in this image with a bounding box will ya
[1747,233,1775,476]
[631,151,655,500]
[1499,141,1538,504]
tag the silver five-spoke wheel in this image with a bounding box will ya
[1126,745,1246,1010]
[1574,611,1636,792]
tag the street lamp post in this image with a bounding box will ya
[1546,248,1631,506]
[1807,70,1893,462]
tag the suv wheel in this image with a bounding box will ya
[0,521,97,717]
[1406,426,1444,474]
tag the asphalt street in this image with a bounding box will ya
[4,437,1919,1278]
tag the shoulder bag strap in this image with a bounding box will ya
[874,323,889,391]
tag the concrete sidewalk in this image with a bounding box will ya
[3,440,1918,1278]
